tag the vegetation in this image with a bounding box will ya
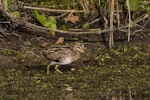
[0,0,149,99]
[34,10,57,36]
[0,43,149,99]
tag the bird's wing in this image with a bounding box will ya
[42,47,73,61]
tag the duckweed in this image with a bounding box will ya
[0,44,149,99]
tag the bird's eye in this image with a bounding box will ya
[77,46,81,49]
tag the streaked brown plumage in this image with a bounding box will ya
[41,42,86,75]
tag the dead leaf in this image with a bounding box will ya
[41,42,48,47]
[55,37,64,45]
[64,13,79,23]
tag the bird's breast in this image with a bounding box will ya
[61,57,73,65]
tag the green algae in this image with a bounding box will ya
[0,44,149,99]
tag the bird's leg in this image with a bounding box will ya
[47,64,51,75]
[55,65,63,74]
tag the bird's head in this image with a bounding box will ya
[73,42,86,54]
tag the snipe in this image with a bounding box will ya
[41,42,86,75]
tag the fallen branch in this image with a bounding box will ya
[0,7,108,35]
[23,6,86,13]
[0,6,148,37]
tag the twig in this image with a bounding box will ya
[55,13,68,19]
[129,88,133,100]
[132,17,150,34]
[76,0,89,13]
[0,6,131,36]
[126,0,131,42]
[103,15,108,29]
[109,0,115,48]
[68,28,101,31]
[0,27,10,39]
[115,0,120,27]
[0,21,10,23]
[1,6,148,37]
[89,18,100,25]
[133,14,149,29]
[23,6,86,13]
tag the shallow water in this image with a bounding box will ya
[0,44,149,99]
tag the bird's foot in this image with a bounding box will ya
[55,65,63,74]
[47,64,51,75]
